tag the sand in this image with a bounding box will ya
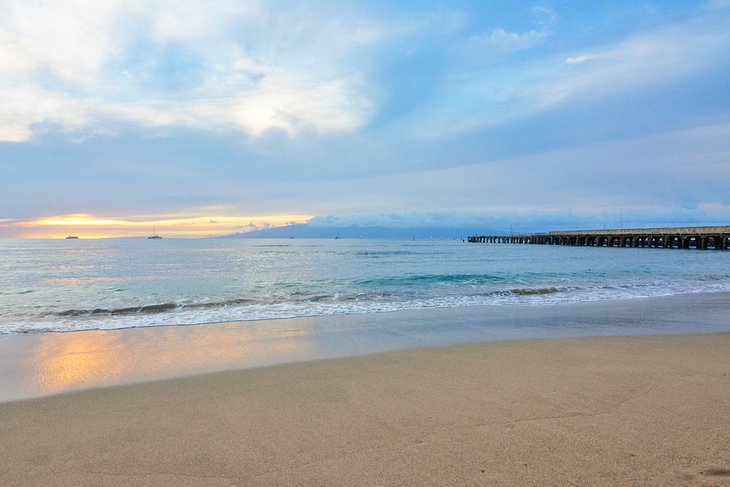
[4,291,730,403]
[1,333,729,486]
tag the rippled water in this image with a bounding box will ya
[1,238,729,333]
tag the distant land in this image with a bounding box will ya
[219,223,498,240]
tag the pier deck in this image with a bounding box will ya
[468,226,730,250]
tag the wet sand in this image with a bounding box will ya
[3,291,730,402]
[1,333,729,486]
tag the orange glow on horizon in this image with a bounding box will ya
[11,212,313,238]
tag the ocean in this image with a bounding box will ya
[2,238,730,335]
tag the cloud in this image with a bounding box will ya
[533,17,730,108]
[7,212,312,238]
[564,55,600,65]
[1,1,729,235]
[407,7,730,139]
[308,205,730,234]
[0,0,388,142]
[250,119,730,218]
[468,27,547,57]
[0,86,93,141]
[0,0,124,84]
[4,1,726,145]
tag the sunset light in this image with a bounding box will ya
[1,1,729,483]
[11,213,313,238]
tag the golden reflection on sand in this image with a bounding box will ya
[27,320,316,395]
[32,333,126,392]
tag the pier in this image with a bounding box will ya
[468,226,730,250]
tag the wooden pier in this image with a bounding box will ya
[468,226,730,250]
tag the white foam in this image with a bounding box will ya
[5,279,730,334]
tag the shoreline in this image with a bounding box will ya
[2,290,730,402]
[7,284,730,336]
[2,332,729,485]
[6,285,730,336]
[3,329,730,407]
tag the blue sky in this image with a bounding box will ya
[1,0,729,237]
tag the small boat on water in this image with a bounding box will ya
[147,226,162,239]
[65,236,79,239]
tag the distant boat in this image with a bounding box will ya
[148,226,162,239]
[65,236,79,239]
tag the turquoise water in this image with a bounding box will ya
[1,238,730,334]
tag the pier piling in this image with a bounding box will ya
[467,226,730,251]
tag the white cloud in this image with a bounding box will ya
[308,204,730,232]
[0,0,386,142]
[142,0,249,42]
[97,58,371,137]
[1,2,727,144]
[564,54,600,65]
[469,27,547,57]
[274,120,730,216]
[0,86,92,141]
[532,18,730,108]
[409,9,730,139]
[0,0,125,84]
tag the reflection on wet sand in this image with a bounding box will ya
[8,319,316,400]
[33,333,127,393]
[5,291,730,402]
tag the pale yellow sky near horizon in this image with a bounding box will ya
[2,213,313,239]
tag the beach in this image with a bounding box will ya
[2,330,730,486]
[3,0,729,483]
[3,292,730,402]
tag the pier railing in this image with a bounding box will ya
[467,226,730,250]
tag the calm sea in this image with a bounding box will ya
[2,238,730,334]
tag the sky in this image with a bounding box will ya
[1,0,730,238]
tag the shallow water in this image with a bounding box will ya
[1,292,729,401]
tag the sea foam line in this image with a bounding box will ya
[4,282,730,335]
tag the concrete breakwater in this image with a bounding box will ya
[468,226,730,250]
